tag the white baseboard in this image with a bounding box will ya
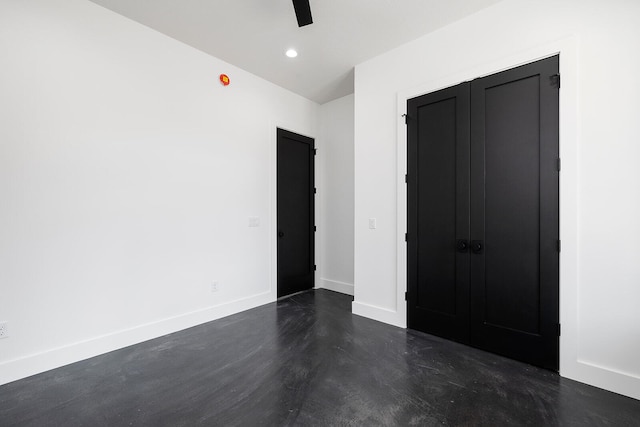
[316,278,354,296]
[0,291,274,386]
[563,359,640,401]
[352,300,405,328]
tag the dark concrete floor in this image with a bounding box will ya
[1,290,639,426]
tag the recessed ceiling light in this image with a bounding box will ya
[286,49,298,58]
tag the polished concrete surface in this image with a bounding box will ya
[1,290,639,426]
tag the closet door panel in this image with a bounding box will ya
[469,56,559,370]
[407,83,470,343]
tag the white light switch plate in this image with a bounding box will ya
[0,322,8,339]
[369,218,377,229]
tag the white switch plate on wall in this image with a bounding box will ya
[0,322,8,339]
[248,217,260,227]
[369,218,377,229]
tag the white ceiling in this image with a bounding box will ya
[88,0,502,104]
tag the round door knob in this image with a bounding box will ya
[278,231,285,238]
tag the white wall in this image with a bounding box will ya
[317,95,355,295]
[0,0,317,385]
[353,0,640,400]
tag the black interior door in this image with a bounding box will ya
[407,83,470,343]
[277,128,315,298]
[407,56,559,370]
[469,56,559,370]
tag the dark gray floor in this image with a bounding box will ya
[1,290,639,426]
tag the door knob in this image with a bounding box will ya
[278,231,285,238]
[456,239,468,253]
[471,240,483,254]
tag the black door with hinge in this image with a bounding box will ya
[277,128,315,298]
[407,82,471,344]
[407,56,560,370]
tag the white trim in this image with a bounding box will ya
[0,291,273,386]
[569,360,640,401]
[317,278,354,296]
[270,122,279,301]
[352,301,406,328]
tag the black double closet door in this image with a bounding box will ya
[407,56,560,371]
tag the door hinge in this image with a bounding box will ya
[405,291,408,301]
[314,225,317,232]
[314,187,317,194]
[557,158,561,172]
[557,240,561,252]
[405,174,408,184]
[402,114,409,124]
[313,265,317,271]
[314,148,317,155]
[557,323,561,336]
[550,74,560,88]
[405,233,408,242]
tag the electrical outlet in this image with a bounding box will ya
[211,281,219,293]
[0,322,8,339]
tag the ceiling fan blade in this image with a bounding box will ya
[292,0,313,27]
